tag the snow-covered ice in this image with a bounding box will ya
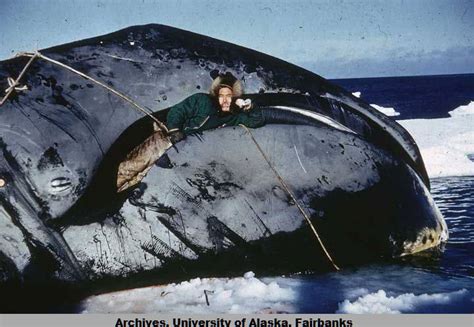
[336,289,469,314]
[399,101,474,178]
[353,92,473,178]
[448,101,474,117]
[80,272,296,314]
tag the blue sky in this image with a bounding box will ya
[1,0,472,78]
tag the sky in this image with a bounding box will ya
[0,0,472,78]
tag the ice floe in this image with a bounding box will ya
[80,272,296,314]
[336,289,469,314]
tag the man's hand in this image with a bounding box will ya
[168,130,185,144]
[235,98,252,111]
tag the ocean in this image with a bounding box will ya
[80,74,474,314]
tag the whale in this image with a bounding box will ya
[0,24,447,310]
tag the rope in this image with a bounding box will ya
[0,51,168,133]
[240,125,340,271]
[0,52,39,105]
[5,77,28,93]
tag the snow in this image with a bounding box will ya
[353,92,473,178]
[336,289,469,314]
[80,272,296,314]
[79,273,472,314]
[399,101,474,178]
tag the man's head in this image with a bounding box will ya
[218,86,233,112]
[210,72,243,112]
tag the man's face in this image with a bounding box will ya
[218,87,233,112]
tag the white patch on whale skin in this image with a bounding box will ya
[49,176,73,193]
[293,145,307,174]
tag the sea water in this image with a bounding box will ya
[80,74,474,314]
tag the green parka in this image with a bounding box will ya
[166,93,265,135]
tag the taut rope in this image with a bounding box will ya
[241,125,340,271]
[0,51,168,133]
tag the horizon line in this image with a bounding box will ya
[328,72,474,80]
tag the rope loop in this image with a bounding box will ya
[5,76,28,94]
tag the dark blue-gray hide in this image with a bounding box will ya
[0,25,446,292]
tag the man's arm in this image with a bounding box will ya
[166,93,203,132]
[232,108,266,128]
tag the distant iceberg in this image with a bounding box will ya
[352,92,400,117]
[448,101,474,117]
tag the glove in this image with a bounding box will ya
[168,130,185,144]
[235,98,252,111]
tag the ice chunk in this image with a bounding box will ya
[352,91,400,116]
[337,289,469,314]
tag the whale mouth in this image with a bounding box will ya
[260,105,357,134]
[398,226,449,256]
[396,205,449,257]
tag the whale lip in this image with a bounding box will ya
[263,106,357,134]
[402,207,449,256]
[396,224,449,257]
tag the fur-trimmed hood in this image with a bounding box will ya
[209,72,243,97]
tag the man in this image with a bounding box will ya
[166,72,265,143]
[116,73,263,192]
